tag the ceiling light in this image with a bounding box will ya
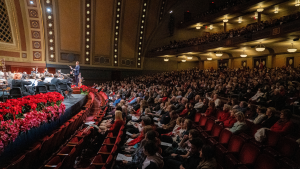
[255,42,265,52]
[187,56,193,59]
[182,60,186,62]
[164,58,169,62]
[240,50,247,57]
[257,8,264,12]
[238,17,242,23]
[287,43,297,53]
[210,25,213,29]
[30,1,34,4]
[223,19,228,23]
[47,8,51,12]
[216,50,223,57]
[86,58,89,61]
[274,6,279,13]
[196,26,201,29]
[207,58,212,60]
[296,0,300,6]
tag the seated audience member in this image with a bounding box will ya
[197,145,217,169]
[252,106,267,124]
[202,101,216,117]
[174,98,188,114]
[164,138,203,169]
[244,104,257,120]
[37,76,49,86]
[179,103,190,117]
[161,117,183,137]
[227,111,247,134]
[127,116,152,135]
[160,105,176,125]
[215,104,231,123]
[175,129,200,156]
[194,98,204,110]
[249,88,264,103]
[206,93,221,108]
[235,101,247,113]
[220,109,237,128]
[185,103,197,120]
[139,141,164,169]
[113,94,121,107]
[260,107,279,128]
[121,131,160,168]
[173,119,192,144]
[158,111,178,135]
[126,126,153,146]
[270,109,294,135]
[266,89,284,110]
[99,110,124,135]
[198,98,209,113]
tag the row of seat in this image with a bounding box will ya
[3,92,95,169]
[193,112,300,169]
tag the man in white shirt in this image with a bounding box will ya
[206,93,221,108]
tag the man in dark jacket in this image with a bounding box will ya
[51,74,62,92]
[12,73,34,96]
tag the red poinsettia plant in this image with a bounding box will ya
[0,92,66,153]
[80,85,89,95]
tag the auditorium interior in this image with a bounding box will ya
[1,0,300,169]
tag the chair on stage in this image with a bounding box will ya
[48,85,58,92]
[59,84,69,98]
[36,85,48,94]
[9,87,22,98]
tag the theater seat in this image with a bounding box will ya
[208,129,232,146]
[198,118,215,132]
[216,135,245,166]
[250,130,280,149]
[194,113,202,123]
[44,156,63,169]
[4,155,25,169]
[253,153,279,169]
[90,155,106,169]
[201,124,223,139]
[198,115,208,128]
[239,124,262,141]
[225,143,260,169]
[263,136,298,158]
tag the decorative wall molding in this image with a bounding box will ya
[43,0,56,61]
[136,0,148,68]
[159,0,166,22]
[84,0,91,64]
[113,0,123,66]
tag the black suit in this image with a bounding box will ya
[60,79,73,96]
[51,78,62,92]
[37,81,50,86]
[12,79,34,96]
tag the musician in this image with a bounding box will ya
[69,61,80,87]
[31,68,37,74]
[51,74,62,92]
[61,75,73,97]
[37,76,50,86]
[12,73,34,96]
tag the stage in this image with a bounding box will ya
[0,94,87,166]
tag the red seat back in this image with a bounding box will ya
[254,153,279,169]
[266,130,281,147]
[194,113,201,123]
[249,124,262,137]
[199,116,208,127]
[204,119,215,132]
[218,129,232,145]
[239,143,260,165]
[5,155,25,169]
[276,137,298,157]
[211,124,223,138]
[227,135,245,153]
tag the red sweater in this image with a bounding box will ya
[205,108,215,116]
[270,120,293,135]
[218,111,230,122]
[180,109,189,117]
[223,116,237,128]
[128,134,144,146]
[109,120,124,136]
[162,97,168,103]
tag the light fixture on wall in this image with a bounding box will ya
[164,58,169,61]
[240,50,247,57]
[274,6,279,13]
[216,50,223,57]
[238,17,242,23]
[257,7,264,12]
[287,43,297,53]
[196,23,201,29]
[255,42,265,52]
[187,56,193,59]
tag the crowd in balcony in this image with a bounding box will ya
[151,11,300,52]
[93,66,300,169]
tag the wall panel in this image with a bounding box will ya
[232,58,253,69]
[145,0,160,42]
[204,60,218,69]
[94,0,114,56]
[120,0,142,58]
[58,0,81,52]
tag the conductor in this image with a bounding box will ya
[69,61,80,87]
